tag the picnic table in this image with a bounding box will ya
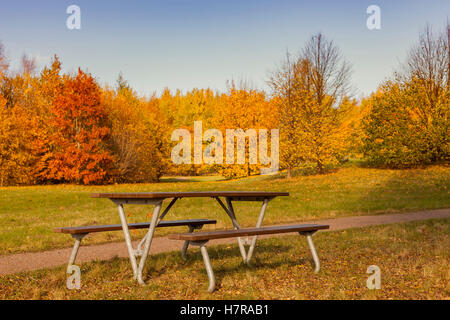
[56,190,329,291]
[89,191,289,284]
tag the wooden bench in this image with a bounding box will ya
[54,219,216,272]
[168,223,329,292]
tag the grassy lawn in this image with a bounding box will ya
[0,164,448,255]
[0,219,448,300]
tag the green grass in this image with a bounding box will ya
[0,164,448,255]
[0,219,448,300]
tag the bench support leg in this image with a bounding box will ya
[67,233,88,273]
[201,245,215,293]
[180,226,193,261]
[300,231,320,273]
[190,240,215,292]
[181,225,197,261]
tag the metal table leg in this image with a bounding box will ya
[118,203,139,279]
[136,197,179,255]
[215,197,271,264]
[225,197,248,262]
[117,201,163,284]
[136,202,162,284]
[245,198,269,264]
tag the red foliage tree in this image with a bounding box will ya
[40,69,112,184]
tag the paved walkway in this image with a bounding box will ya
[0,209,449,275]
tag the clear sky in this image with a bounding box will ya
[0,0,448,98]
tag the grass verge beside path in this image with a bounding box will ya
[0,165,448,255]
[0,219,448,299]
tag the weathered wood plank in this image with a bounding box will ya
[168,224,329,241]
[54,219,217,234]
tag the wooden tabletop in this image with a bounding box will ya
[91,191,289,199]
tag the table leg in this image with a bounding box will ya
[136,201,162,285]
[118,204,139,279]
[245,198,269,264]
[215,196,272,264]
[118,201,163,284]
[225,197,247,262]
[136,197,178,254]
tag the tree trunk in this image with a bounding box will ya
[317,161,324,174]
[286,167,292,179]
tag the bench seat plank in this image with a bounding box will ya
[168,224,329,241]
[54,219,216,235]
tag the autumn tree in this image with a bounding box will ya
[0,42,7,81]
[39,69,112,184]
[103,76,170,182]
[362,26,449,167]
[270,53,308,178]
[403,25,449,162]
[270,33,354,176]
[0,60,35,110]
[0,104,41,186]
[212,81,278,178]
[0,49,49,185]
[161,88,219,176]
[141,96,172,180]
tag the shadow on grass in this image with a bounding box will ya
[185,243,291,262]
[257,163,344,181]
[140,242,315,283]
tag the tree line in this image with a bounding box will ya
[0,26,448,186]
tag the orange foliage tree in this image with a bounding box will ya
[38,69,112,184]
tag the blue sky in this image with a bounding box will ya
[0,0,448,98]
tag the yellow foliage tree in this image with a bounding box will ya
[212,82,278,178]
[103,79,170,182]
[270,34,354,176]
[361,26,449,167]
[0,103,41,186]
[160,88,220,176]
